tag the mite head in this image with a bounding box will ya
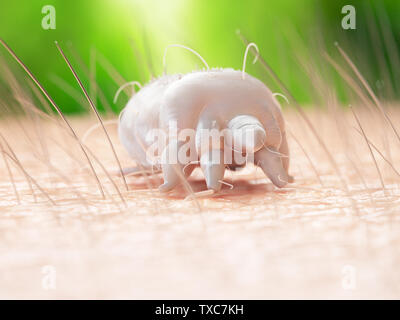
[226,115,266,154]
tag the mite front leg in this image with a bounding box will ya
[200,149,225,192]
[196,115,225,192]
[255,146,289,188]
[278,131,294,183]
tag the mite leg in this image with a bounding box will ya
[158,140,194,192]
[159,164,184,192]
[278,131,294,183]
[196,115,225,192]
[200,149,225,192]
[255,146,289,188]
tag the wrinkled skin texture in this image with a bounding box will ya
[119,68,292,193]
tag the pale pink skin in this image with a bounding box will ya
[119,68,291,192]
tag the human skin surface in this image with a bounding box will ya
[0,107,399,299]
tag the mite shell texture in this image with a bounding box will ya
[119,68,292,194]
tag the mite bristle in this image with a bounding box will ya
[272,93,290,105]
[184,189,214,201]
[113,81,142,104]
[261,141,289,158]
[219,180,234,190]
[163,44,209,75]
[242,42,259,80]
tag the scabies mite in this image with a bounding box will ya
[118,44,293,197]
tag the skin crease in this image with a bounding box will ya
[118,68,292,193]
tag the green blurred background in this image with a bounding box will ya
[1,0,399,114]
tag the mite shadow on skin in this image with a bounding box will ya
[163,178,290,200]
[125,173,293,200]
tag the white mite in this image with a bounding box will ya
[118,46,292,194]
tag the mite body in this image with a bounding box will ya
[119,68,292,193]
